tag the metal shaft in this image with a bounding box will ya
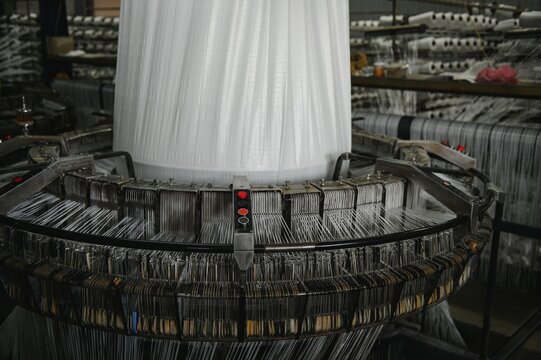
[480,199,504,359]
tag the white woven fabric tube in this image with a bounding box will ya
[114,0,351,185]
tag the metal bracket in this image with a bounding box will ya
[0,126,114,163]
[233,232,254,272]
[0,135,69,159]
[232,175,254,272]
[487,183,506,203]
[396,140,477,170]
[375,158,479,231]
[0,155,94,214]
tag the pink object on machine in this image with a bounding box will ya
[476,64,518,84]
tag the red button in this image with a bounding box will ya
[13,176,24,184]
[237,191,248,200]
[456,144,465,153]
[238,208,249,216]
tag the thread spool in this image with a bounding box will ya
[481,15,491,29]
[459,38,471,52]
[461,13,472,28]
[519,11,541,28]
[83,29,96,39]
[443,62,454,71]
[444,12,455,29]
[437,61,446,72]
[407,37,434,51]
[434,13,447,29]
[449,13,463,29]
[408,12,437,28]
[352,20,370,30]
[479,15,488,29]
[433,38,449,52]
[476,15,486,30]
[494,19,519,32]
[93,16,104,25]
[468,15,480,30]
[408,37,448,52]
[416,61,442,74]
[103,30,117,39]
[379,15,404,26]
[465,58,476,68]
[87,69,100,79]
[449,38,461,52]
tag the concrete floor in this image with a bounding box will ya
[448,279,541,359]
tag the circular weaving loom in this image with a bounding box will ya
[0,1,500,359]
[0,127,496,360]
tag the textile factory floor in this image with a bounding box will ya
[448,279,541,359]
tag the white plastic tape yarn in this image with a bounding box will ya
[114,0,351,185]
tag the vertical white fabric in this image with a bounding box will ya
[114,0,351,184]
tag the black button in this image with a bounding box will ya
[238,217,250,225]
